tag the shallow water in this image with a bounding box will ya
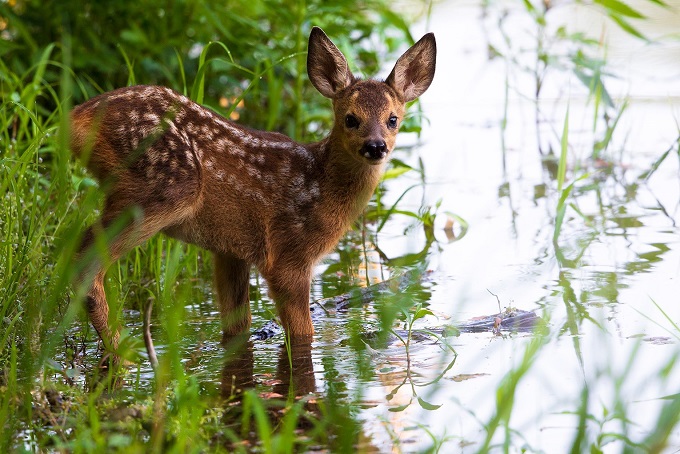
[365,0,680,450]
[112,1,680,451]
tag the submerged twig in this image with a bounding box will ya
[487,289,502,313]
[143,299,158,369]
[250,271,543,341]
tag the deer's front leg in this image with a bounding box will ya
[264,266,314,337]
[214,253,251,338]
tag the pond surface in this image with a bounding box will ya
[119,0,680,451]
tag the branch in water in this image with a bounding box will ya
[144,299,159,369]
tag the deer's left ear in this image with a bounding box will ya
[386,33,437,103]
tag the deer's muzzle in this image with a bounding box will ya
[361,140,388,162]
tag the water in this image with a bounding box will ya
[366,0,680,450]
[114,1,680,451]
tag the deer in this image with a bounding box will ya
[70,26,436,359]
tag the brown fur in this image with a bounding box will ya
[70,27,436,353]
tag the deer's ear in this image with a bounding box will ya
[307,27,354,98]
[386,33,437,103]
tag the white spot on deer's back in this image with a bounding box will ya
[262,173,275,187]
[296,190,312,205]
[157,98,171,111]
[215,136,233,151]
[291,175,304,188]
[162,86,188,104]
[174,108,187,123]
[109,90,137,102]
[247,152,267,165]
[141,86,158,98]
[292,145,311,161]
[246,166,261,179]
[245,189,267,206]
[215,117,245,138]
[309,180,320,198]
[200,124,215,140]
[185,122,199,136]
[280,159,291,176]
[143,112,160,124]
[190,103,211,119]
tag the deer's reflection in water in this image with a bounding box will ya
[221,336,316,401]
[219,336,380,451]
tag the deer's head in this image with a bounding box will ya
[307,26,436,165]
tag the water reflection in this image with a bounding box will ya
[220,338,255,397]
[221,336,316,401]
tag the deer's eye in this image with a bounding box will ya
[387,115,398,129]
[345,114,359,129]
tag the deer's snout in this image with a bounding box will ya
[361,140,388,162]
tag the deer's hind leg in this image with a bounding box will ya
[76,181,200,359]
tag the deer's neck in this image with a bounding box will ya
[314,136,385,225]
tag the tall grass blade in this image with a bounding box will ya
[556,106,569,195]
[117,44,136,86]
[554,106,570,243]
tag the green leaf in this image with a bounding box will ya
[521,0,536,13]
[417,396,442,411]
[644,0,670,7]
[388,402,412,412]
[553,180,573,243]
[191,41,238,104]
[573,68,614,108]
[594,0,646,18]
[442,324,461,338]
[45,358,62,371]
[608,13,648,41]
[375,184,420,232]
[107,434,132,448]
[413,308,434,322]
[382,165,412,181]
[443,211,470,242]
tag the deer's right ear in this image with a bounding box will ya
[307,27,354,98]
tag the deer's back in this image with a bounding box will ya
[70,85,332,264]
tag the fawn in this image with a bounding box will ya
[70,27,436,354]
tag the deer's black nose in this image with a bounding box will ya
[362,140,387,161]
